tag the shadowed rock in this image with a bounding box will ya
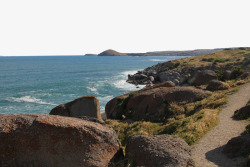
[189,70,218,86]
[207,80,230,91]
[223,135,250,157]
[50,95,103,122]
[0,114,122,167]
[106,85,211,121]
[126,135,195,167]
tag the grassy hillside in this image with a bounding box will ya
[105,48,250,147]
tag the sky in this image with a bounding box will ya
[0,0,249,56]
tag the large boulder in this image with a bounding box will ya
[206,80,230,91]
[158,70,181,84]
[234,105,250,120]
[189,70,218,85]
[222,135,250,157]
[106,86,211,121]
[0,114,122,167]
[126,135,195,167]
[223,70,232,80]
[50,95,103,122]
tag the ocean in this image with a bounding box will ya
[0,55,187,114]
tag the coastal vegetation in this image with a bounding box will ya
[105,48,250,147]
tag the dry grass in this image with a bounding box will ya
[106,88,228,146]
[171,49,250,70]
[106,49,250,148]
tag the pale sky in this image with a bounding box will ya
[0,0,249,56]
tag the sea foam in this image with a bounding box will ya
[8,96,56,105]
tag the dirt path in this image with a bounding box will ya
[191,82,250,167]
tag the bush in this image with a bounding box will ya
[202,58,215,62]
[231,67,244,79]
[238,47,246,50]
[214,58,230,63]
[214,70,224,81]
[174,62,180,68]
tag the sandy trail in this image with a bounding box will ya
[191,82,250,167]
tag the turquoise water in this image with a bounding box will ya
[0,56,187,114]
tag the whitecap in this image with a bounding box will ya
[121,70,139,76]
[113,79,144,91]
[100,106,105,113]
[149,59,166,62]
[7,96,56,105]
[97,95,114,102]
[113,69,145,91]
[86,86,98,94]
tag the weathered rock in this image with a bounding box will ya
[126,135,195,167]
[190,70,218,85]
[241,72,250,79]
[50,95,103,122]
[222,135,250,157]
[234,105,250,120]
[149,76,154,82]
[132,74,148,80]
[207,80,230,91]
[179,73,191,85]
[0,114,122,167]
[223,70,232,80]
[158,71,180,84]
[106,86,211,121]
[165,81,176,87]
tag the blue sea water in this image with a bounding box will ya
[0,56,187,114]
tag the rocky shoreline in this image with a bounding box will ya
[1,48,250,167]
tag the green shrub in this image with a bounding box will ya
[238,47,246,50]
[214,58,230,63]
[174,62,180,68]
[214,70,224,81]
[202,58,215,62]
[231,67,244,79]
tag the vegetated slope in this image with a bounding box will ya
[127,48,250,85]
[105,48,250,147]
[127,48,224,56]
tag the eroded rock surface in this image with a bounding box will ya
[50,95,103,122]
[105,85,211,121]
[0,114,122,167]
[207,80,230,91]
[126,135,195,167]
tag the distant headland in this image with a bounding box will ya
[85,48,226,57]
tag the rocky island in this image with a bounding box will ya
[1,48,250,167]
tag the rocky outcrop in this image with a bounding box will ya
[222,135,250,157]
[241,72,250,79]
[159,70,181,84]
[189,70,218,86]
[0,114,122,167]
[207,80,230,91]
[223,70,232,80]
[127,63,219,86]
[50,95,103,122]
[234,105,250,120]
[126,135,195,167]
[97,49,128,56]
[105,85,211,121]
